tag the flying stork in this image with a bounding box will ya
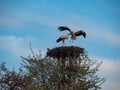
[58,26,86,40]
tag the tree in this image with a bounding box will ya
[21,46,105,90]
[0,62,37,90]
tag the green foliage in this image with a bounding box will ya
[0,62,35,90]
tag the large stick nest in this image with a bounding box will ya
[46,46,84,59]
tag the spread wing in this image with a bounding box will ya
[75,30,86,38]
[58,26,72,32]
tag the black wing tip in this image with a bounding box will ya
[83,32,86,38]
[80,30,86,38]
[56,38,61,43]
[58,26,62,30]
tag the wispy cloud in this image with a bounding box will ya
[0,17,22,27]
[102,81,120,90]
[99,58,120,74]
[0,36,30,56]
[1,3,120,46]
[0,35,46,57]
[92,56,120,90]
[20,8,120,46]
[24,13,120,50]
[88,29,120,46]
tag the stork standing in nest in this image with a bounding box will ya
[56,34,69,45]
[58,26,86,40]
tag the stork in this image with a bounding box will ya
[58,26,86,41]
[56,34,69,45]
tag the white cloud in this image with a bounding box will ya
[93,56,120,76]
[0,36,46,57]
[92,56,120,90]
[99,58,120,74]
[88,29,120,46]
[0,36,30,56]
[102,81,120,90]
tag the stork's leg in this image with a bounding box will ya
[62,40,65,46]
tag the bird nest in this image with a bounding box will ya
[46,46,84,59]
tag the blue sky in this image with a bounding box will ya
[0,0,120,90]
